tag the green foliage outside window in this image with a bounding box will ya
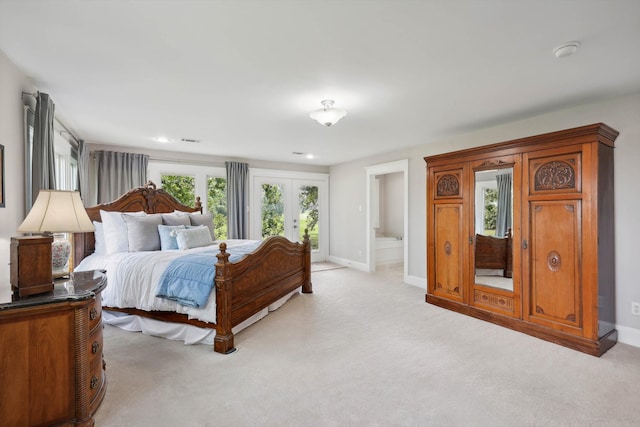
[161,175,195,207]
[207,177,227,240]
[483,188,498,235]
[299,185,319,249]
[262,184,284,238]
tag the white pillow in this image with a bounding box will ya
[100,210,145,253]
[93,221,106,255]
[187,212,215,241]
[174,226,213,250]
[161,212,191,226]
[123,214,162,252]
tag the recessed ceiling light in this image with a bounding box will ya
[153,136,172,143]
[292,151,315,160]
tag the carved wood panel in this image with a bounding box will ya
[528,200,581,330]
[473,289,514,313]
[529,151,582,195]
[434,170,462,198]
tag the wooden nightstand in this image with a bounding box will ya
[10,235,54,296]
[0,270,107,426]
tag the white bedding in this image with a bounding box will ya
[75,239,296,325]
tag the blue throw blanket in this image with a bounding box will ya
[156,241,262,308]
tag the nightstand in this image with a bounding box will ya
[0,270,107,426]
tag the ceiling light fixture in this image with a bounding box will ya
[309,99,347,127]
[553,41,580,58]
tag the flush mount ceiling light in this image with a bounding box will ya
[309,99,347,127]
[553,41,580,58]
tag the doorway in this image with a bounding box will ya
[366,160,409,282]
[250,169,329,263]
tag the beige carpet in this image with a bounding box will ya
[311,261,346,272]
[94,267,640,427]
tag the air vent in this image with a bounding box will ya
[180,138,200,143]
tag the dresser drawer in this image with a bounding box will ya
[88,358,106,404]
[87,325,104,367]
[88,297,102,331]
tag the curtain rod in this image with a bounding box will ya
[21,91,36,99]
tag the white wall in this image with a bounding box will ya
[382,172,404,236]
[330,92,640,346]
[0,49,36,291]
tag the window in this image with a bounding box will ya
[53,125,77,191]
[207,177,227,240]
[160,174,196,207]
[152,164,228,241]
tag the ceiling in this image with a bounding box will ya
[1,0,639,167]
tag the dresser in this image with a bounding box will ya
[425,123,618,356]
[0,270,107,426]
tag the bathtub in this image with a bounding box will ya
[375,236,404,266]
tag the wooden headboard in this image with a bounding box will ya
[73,181,202,268]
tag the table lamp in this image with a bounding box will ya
[10,190,94,296]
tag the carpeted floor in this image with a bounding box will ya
[311,261,346,272]
[94,267,640,427]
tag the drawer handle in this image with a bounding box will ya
[90,375,99,389]
[90,308,98,320]
[92,341,100,354]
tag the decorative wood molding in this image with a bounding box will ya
[534,161,576,191]
[436,174,460,196]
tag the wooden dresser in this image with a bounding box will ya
[425,123,618,356]
[0,270,107,426]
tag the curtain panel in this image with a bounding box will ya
[31,92,57,206]
[77,139,90,203]
[225,161,249,239]
[95,151,149,204]
[496,172,512,238]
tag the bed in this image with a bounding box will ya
[474,229,513,278]
[73,181,312,354]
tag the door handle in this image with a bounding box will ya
[523,240,528,249]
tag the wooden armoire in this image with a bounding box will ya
[425,123,618,356]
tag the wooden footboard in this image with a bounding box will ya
[214,233,312,354]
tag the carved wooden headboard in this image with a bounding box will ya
[73,181,202,268]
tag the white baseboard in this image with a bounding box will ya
[616,324,640,349]
[327,256,369,272]
[404,275,425,289]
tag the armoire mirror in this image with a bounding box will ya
[473,167,513,291]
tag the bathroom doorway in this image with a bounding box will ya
[365,160,408,282]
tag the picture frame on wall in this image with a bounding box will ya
[0,144,4,207]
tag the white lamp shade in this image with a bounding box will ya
[309,100,347,126]
[18,190,95,234]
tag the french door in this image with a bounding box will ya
[251,172,328,263]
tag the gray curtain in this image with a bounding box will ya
[95,150,149,204]
[496,172,512,237]
[31,92,56,205]
[77,139,90,202]
[226,161,249,239]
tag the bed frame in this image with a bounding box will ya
[73,181,312,354]
[474,229,513,278]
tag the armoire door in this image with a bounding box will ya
[427,165,469,304]
[522,145,584,335]
[526,200,582,333]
